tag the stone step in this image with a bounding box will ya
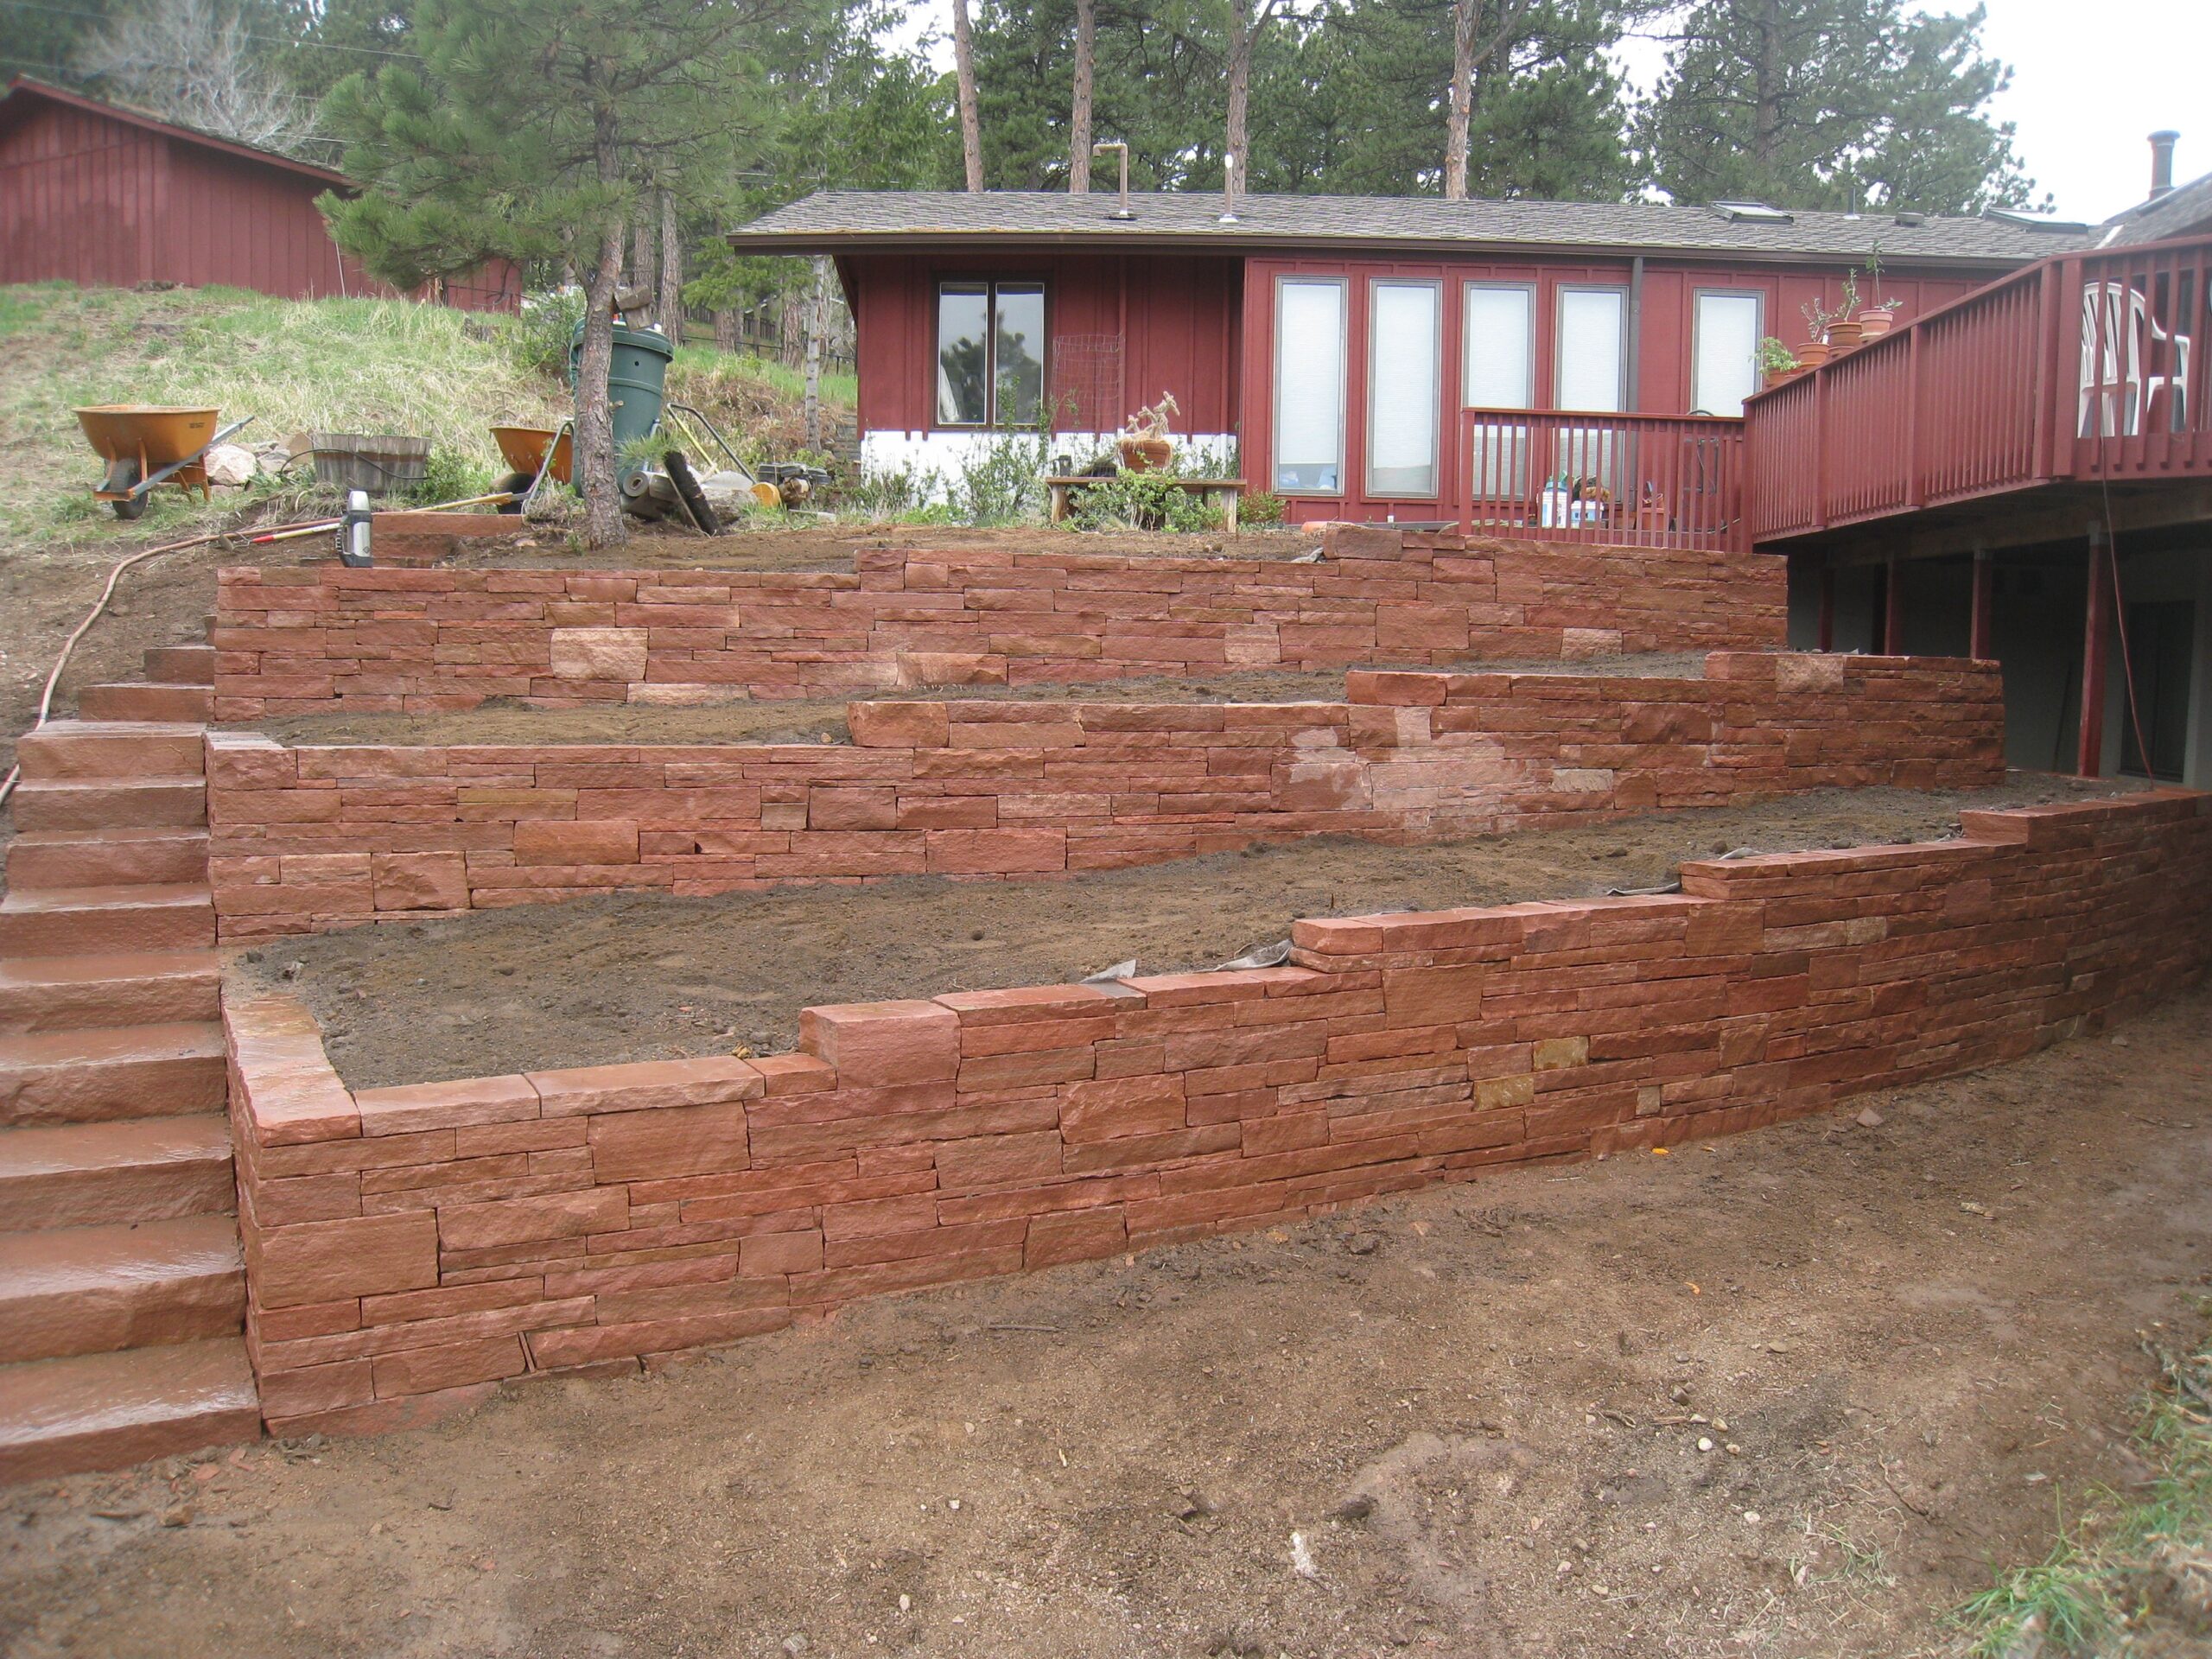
[0,1116,233,1230]
[0,1023,226,1128]
[0,1338,258,1484]
[0,885,214,957]
[0,951,221,1033]
[5,828,210,892]
[76,683,214,723]
[143,645,215,686]
[16,722,205,782]
[10,778,205,832]
[0,1216,244,1364]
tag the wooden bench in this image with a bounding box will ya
[1045,475,1247,532]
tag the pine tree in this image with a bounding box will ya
[319,0,779,548]
[1637,0,2038,213]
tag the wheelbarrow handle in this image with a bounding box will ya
[127,416,256,499]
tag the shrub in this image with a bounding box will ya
[1065,471,1224,533]
[1238,488,1286,527]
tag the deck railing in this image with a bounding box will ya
[1456,407,1746,551]
[1745,230,2212,543]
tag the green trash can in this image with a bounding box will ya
[568,320,674,483]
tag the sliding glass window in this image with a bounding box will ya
[935,280,1046,427]
[1554,286,1626,413]
[1463,283,1535,498]
[1691,289,1762,416]
[1273,276,1346,494]
[1366,279,1440,498]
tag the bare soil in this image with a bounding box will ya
[240,654,1710,749]
[4,981,2207,1659]
[249,778,2137,1092]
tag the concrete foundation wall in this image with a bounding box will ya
[223,790,2212,1436]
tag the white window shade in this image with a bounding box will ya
[1368,282,1440,497]
[1693,291,1761,416]
[1464,284,1534,410]
[1557,288,1625,412]
[1274,279,1345,493]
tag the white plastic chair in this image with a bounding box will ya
[2080,280,2192,438]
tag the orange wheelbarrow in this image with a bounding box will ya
[490,423,572,513]
[73,406,252,520]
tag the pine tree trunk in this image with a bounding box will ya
[715,307,738,352]
[951,0,984,193]
[629,214,658,328]
[1446,0,1476,200]
[1070,0,1095,192]
[803,258,829,453]
[577,213,629,550]
[1753,0,1783,170]
[1225,0,1255,210]
[657,188,682,342]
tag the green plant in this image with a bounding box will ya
[1802,296,1844,342]
[1756,336,1800,376]
[411,447,494,505]
[1065,471,1224,533]
[508,289,588,381]
[957,427,1052,525]
[1238,488,1286,527]
[1863,242,1898,310]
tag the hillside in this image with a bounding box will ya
[0,283,856,554]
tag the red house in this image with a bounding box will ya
[727,189,2082,526]
[0,78,518,309]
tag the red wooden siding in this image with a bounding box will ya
[0,86,518,309]
[846,251,1243,437]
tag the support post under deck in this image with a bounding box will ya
[2079,526,2111,778]
[1969,550,1994,662]
[1882,554,1905,655]
[1816,557,1835,652]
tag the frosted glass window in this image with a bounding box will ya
[1693,291,1761,416]
[1367,281,1440,497]
[1556,288,1625,412]
[1463,283,1534,409]
[1274,278,1345,493]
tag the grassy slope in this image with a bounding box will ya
[0,283,856,554]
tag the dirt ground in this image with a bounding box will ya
[242,654,1710,749]
[250,778,2135,1091]
[3,980,2206,1659]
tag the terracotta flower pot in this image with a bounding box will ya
[1119,437,1172,473]
[1858,309,1897,340]
[1762,366,1798,390]
[1827,319,1864,350]
[1796,340,1834,370]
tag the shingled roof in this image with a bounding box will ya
[728,189,2093,268]
[2096,170,2212,247]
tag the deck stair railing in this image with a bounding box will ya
[1456,407,1746,550]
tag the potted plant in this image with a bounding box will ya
[1798,299,1839,369]
[1756,335,1801,389]
[1117,392,1180,473]
[1824,273,1864,350]
[1856,244,1899,339]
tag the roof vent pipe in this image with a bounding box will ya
[1094,141,1134,220]
[2150,130,2179,199]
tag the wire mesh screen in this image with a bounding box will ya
[1052,334,1125,430]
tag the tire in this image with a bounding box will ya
[105,460,148,519]
[493,470,533,513]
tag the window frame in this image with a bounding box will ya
[1364,277,1443,500]
[1460,279,1537,411]
[931,276,1050,431]
[1271,272,1351,499]
[1552,283,1629,414]
[1689,287,1764,416]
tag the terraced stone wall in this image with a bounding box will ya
[205,653,2004,940]
[224,791,2212,1436]
[209,525,1785,718]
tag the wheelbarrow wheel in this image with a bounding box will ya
[493,470,534,513]
[105,460,149,520]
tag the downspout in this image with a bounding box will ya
[1626,256,1644,411]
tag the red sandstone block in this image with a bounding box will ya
[848,702,949,749]
[252,1211,439,1310]
[512,819,640,866]
[372,1334,529,1398]
[253,1300,361,1344]
[259,1358,375,1418]
[530,1055,764,1116]
[801,1000,960,1086]
[933,1129,1065,1191]
[825,1216,1027,1270]
[594,1276,787,1325]
[808,785,898,831]
[543,1256,736,1300]
[924,828,1067,874]
[369,851,470,911]
[438,1187,630,1250]
[360,1279,540,1327]
[353,1074,539,1137]
[1059,1074,1187,1142]
[822,1191,939,1239]
[1062,1122,1241,1174]
[1382,963,1484,1027]
[946,1010,1122,1058]
[744,1079,955,1132]
[740,1230,824,1276]
[528,1307,792,1369]
[789,1245,1025,1306]
[957,1046,1096,1090]
[588,1101,750,1182]
[454,1118,589,1157]
[1025,1206,1127,1267]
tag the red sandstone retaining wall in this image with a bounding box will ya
[205,652,2003,940]
[224,791,2212,1436]
[209,525,1786,717]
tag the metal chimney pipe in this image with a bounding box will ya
[1093,141,1134,220]
[2150,130,2179,199]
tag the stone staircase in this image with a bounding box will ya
[0,639,260,1482]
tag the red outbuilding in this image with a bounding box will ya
[0,77,518,309]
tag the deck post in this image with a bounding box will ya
[1816,556,1835,652]
[1882,554,1906,655]
[2079,524,2111,777]
[1969,550,1995,661]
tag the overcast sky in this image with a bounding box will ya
[888,0,2210,223]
